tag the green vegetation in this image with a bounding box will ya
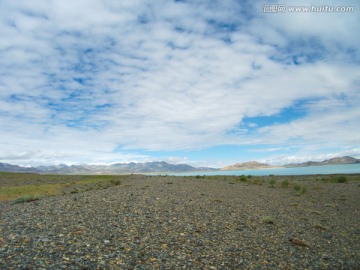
[0,183,64,201]
[1,172,357,203]
[281,180,289,188]
[334,176,347,183]
[320,175,349,183]
[110,179,121,186]
[269,179,276,187]
[294,185,307,195]
[260,216,275,224]
[239,175,247,182]
[251,178,263,185]
[0,173,124,202]
[13,194,42,204]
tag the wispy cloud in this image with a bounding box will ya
[0,0,359,166]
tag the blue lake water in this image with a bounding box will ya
[166,163,360,176]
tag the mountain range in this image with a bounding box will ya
[0,161,215,174]
[282,156,360,168]
[0,156,359,174]
[221,156,359,170]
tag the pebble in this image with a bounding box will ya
[1,175,359,269]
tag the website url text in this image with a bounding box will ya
[262,5,354,13]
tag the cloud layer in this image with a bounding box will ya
[0,0,359,166]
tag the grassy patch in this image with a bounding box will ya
[239,175,247,182]
[251,178,263,185]
[281,180,289,188]
[320,175,348,183]
[0,173,124,201]
[294,185,307,195]
[334,176,347,183]
[269,179,276,188]
[0,184,63,201]
[13,194,42,204]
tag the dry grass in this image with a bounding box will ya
[0,184,63,201]
[1,172,359,202]
[0,172,124,201]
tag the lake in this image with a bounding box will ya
[166,163,360,176]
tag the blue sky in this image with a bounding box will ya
[0,0,359,167]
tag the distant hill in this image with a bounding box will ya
[221,156,360,171]
[221,161,277,171]
[0,161,216,174]
[284,156,360,167]
[0,162,40,173]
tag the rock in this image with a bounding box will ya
[289,237,309,247]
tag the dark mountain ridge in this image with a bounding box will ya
[284,156,360,168]
[0,161,215,174]
[0,162,40,173]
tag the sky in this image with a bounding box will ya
[0,0,360,168]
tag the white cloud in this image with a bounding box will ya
[262,0,360,45]
[257,96,360,146]
[0,0,359,165]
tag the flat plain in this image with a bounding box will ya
[1,173,359,269]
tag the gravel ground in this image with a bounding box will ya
[1,175,359,269]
